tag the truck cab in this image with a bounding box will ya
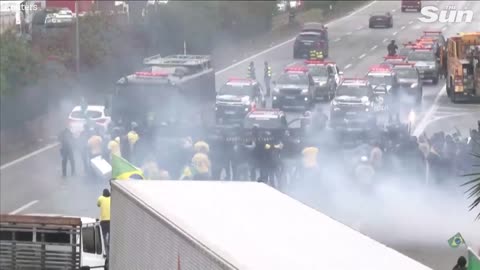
[446,33,480,102]
[0,214,107,270]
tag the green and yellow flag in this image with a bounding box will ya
[448,233,465,248]
[111,155,144,180]
[468,247,480,270]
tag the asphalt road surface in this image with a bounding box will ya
[2,1,480,269]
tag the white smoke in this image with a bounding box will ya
[284,165,480,249]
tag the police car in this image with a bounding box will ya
[398,42,418,57]
[406,47,440,84]
[366,64,399,97]
[420,30,446,54]
[392,63,423,105]
[368,11,393,28]
[304,60,342,101]
[272,66,315,110]
[215,78,266,124]
[330,78,378,131]
[382,55,407,65]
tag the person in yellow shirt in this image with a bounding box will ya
[88,132,103,158]
[108,136,121,159]
[97,188,111,241]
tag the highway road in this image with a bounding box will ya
[1,1,480,269]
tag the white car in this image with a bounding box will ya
[68,105,111,137]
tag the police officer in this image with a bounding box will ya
[309,49,324,60]
[264,61,272,96]
[248,61,256,80]
[387,40,398,56]
[59,125,76,177]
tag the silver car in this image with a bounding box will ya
[406,49,440,84]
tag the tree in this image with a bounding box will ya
[0,30,40,96]
[462,154,480,219]
[78,14,124,67]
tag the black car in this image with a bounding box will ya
[293,24,329,59]
[215,78,266,125]
[272,66,315,110]
[330,78,378,131]
[305,60,341,101]
[369,12,393,28]
[392,63,423,105]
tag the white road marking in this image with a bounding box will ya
[413,85,447,136]
[9,200,39,214]
[346,31,353,35]
[0,1,380,170]
[359,53,366,59]
[409,21,413,24]
[344,63,352,69]
[392,31,398,35]
[370,45,377,51]
[401,25,406,30]
[334,37,342,42]
[215,0,378,75]
[0,143,59,171]
[383,38,388,42]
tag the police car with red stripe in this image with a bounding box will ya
[366,64,399,97]
[304,60,342,101]
[215,77,266,124]
[330,78,377,131]
[272,66,315,110]
[391,62,423,105]
[405,46,440,84]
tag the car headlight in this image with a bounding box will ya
[273,88,280,93]
[317,81,327,86]
[364,101,371,106]
[410,83,418,88]
[301,88,309,94]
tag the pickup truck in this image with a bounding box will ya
[0,214,107,270]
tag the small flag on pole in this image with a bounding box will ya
[448,232,465,248]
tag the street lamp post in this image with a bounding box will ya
[75,0,80,74]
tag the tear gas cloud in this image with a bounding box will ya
[285,147,480,249]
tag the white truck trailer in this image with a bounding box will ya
[110,180,433,270]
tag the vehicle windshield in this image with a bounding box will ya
[112,83,184,126]
[371,12,387,16]
[70,110,102,119]
[398,48,413,56]
[277,73,309,85]
[407,51,436,61]
[218,84,254,96]
[307,66,328,77]
[394,68,418,79]
[367,74,394,85]
[244,117,284,129]
[336,85,371,97]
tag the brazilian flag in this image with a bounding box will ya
[447,232,465,248]
[468,247,480,270]
[111,155,144,180]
